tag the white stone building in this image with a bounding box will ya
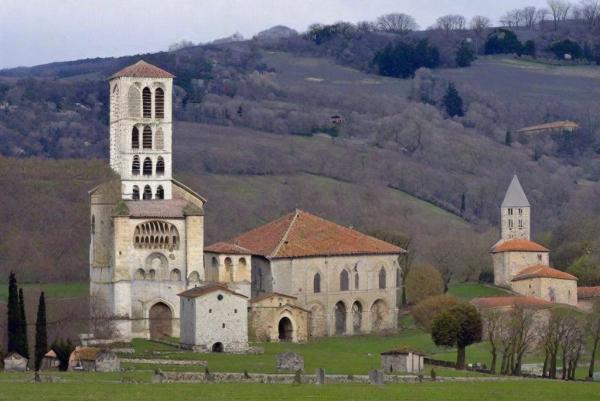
[89,61,206,341]
[206,209,405,338]
[179,283,249,352]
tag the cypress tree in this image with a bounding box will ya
[443,83,464,118]
[460,193,466,215]
[7,272,19,353]
[34,292,48,371]
[505,130,512,146]
[18,288,29,359]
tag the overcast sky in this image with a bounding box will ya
[0,0,548,69]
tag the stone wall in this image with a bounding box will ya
[512,277,577,306]
[493,251,549,287]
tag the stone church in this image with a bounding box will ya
[490,175,577,306]
[89,61,405,343]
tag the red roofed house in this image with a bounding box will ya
[205,209,406,338]
[577,286,600,311]
[511,265,577,306]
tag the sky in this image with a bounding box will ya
[0,0,549,69]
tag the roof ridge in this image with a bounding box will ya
[270,209,301,258]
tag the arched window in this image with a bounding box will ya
[134,269,145,280]
[142,87,152,118]
[132,156,140,175]
[143,185,152,200]
[225,257,233,282]
[155,128,164,150]
[170,268,181,281]
[132,185,140,200]
[355,272,359,290]
[91,215,95,235]
[155,87,164,119]
[313,273,321,293]
[111,84,120,120]
[340,270,349,291]
[143,126,152,149]
[156,157,165,176]
[134,220,180,250]
[156,185,164,200]
[128,85,141,118]
[132,127,139,149]
[378,267,386,289]
[143,157,152,176]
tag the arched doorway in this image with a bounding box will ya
[278,317,293,341]
[212,342,224,353]
[334,301,346,334]
[370,299,389,332]
[149,302,172,340]
[352,301,362,333]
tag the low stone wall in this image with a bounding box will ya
[154,371,528,384]
[122,358,207,366]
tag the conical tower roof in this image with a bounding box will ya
[110,60,174,79]
[501,175,530,208]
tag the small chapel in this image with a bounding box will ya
[88,60,405,348]
[490,175,577,306]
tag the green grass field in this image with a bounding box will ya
[1,380,599,401]
[447,282,513,301]
[0,282,88,301]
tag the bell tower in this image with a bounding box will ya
[108,60,174,200]
[500,175,531,240]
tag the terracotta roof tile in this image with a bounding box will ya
[517,120,579,133]
[178,283,248,299]
[225,209,405,259]
[512,264,577,282]
[110,60,174,79]
[491,239,549,253]
[205,241,251,255]
[471,296,553,309]
[72,347,100,361]
[578,286,600,300]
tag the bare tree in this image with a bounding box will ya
[470,15,492,35]
[482,309,507,373]
[376,13,419,33]
[522,6,539,27]
[580,0,600,27]
[536,7,552,25]
[548,0,573,30]
[587,299,600,379]
[88,291,117,340]
[434,14,467,34]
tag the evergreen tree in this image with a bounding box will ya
[460,193,466,215]
[523,40,536,57]
[7,272,20,354]
[505,130,512,146]
[34,292,48,371]
[443,83,463,117]
[18,288,29,359]
[455,41,476,67]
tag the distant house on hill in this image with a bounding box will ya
[517,120,579,135]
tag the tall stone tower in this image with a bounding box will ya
[500,175,531,240]
[90,60,206,341]
[108,60,174,200]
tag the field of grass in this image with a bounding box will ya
[1,380,599,401]
[447,282,513,301]
[0,282,88,301]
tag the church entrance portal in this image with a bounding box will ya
[212,342,224,352]
[149,302,172,340]
[278,317,293,341]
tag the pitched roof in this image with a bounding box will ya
[471,296,553,309]
[110,60,174,79]
[578,286,600,300]
[250,292,298,304]
[512,264,577,282]
[205,241,251,255]
[178,283,248,299]
[517,120,579,134]
[72,347,100,361]
[222,209,405,259]
[491,239,549,253]
[502,175,530,208]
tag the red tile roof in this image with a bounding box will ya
[205,241,251,255]
[110,60,174,79]
[578,286,600,300]
[220,209,405,259]
[71,347,100,361]
[471,296,553,309]
[178,283,248,299]
[250,292,298,304]
[512,264,577,282]
[491,239,549,253]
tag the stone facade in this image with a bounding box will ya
[4,353,27,372]
[492,249,549,287]
[179,284,249,353]
[253,254,400,337]
[95,350,120,372]
[512,276,577,306]
[381,351,424,374]
[249,293,309,342]
[500,175,531,241]
[90,61,206,341]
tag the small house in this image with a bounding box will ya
[3,352,28,372]
[42,350,60,370]
[381,349,424,374]
[69,346,100,371]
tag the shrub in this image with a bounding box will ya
[456,41,476,67]
[484,28,522,55]
[549,39,583,60]
[568,255,600,286]
[411,294,459,331]
[373,39,440,79]
[405,264,444,304]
